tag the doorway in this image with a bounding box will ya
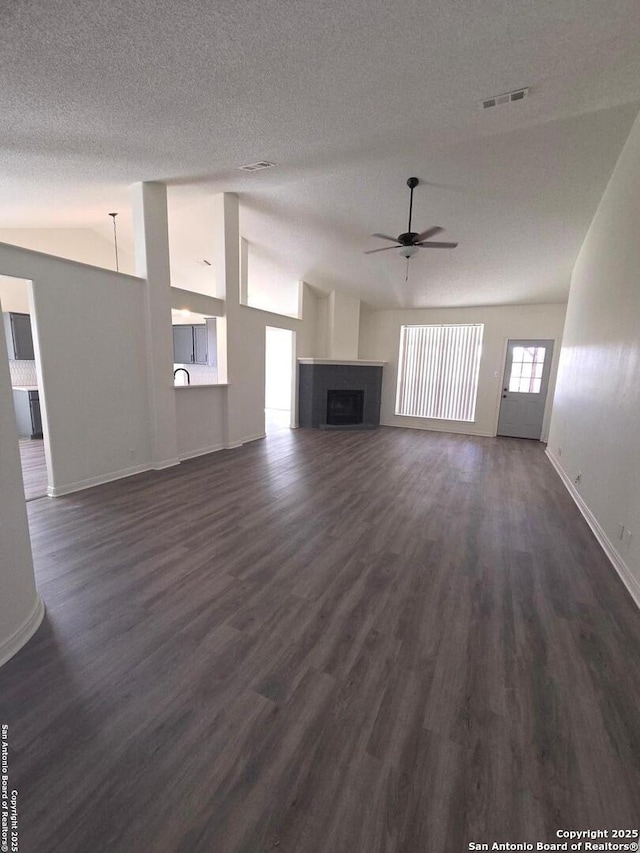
[265,327,295,435]
[497,339,554,440]
[0,276,50,500]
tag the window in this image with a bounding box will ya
[395,324,483,422]
[508,346,546,393]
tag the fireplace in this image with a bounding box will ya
[326,389,364,426]
[297,359,384,429]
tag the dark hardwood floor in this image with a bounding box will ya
[1,427,639,852]
[18,438,47,501]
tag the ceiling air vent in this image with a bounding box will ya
[238,160,275,172]
[481,87,529,110]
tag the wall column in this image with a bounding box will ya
[132,182,179,469]
[327,290,361,359]
[0,309,44,667]
[213,193,265,447]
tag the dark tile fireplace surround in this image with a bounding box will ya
[298,361,384,429]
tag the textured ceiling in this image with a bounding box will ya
[1,0,640,308]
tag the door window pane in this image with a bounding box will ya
[508,347,546,393]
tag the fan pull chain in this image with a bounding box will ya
[109,212,119,272]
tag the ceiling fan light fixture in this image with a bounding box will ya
[364,177,458,270]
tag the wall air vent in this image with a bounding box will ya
[238,160,275,172]
[481,87,529,109]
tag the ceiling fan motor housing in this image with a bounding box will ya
[398,231,420,245]
[364,176,457,257]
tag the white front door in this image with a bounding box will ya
[497,339,554,439]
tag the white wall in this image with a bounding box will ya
[547,110,640,606]
[170,288,224,318]
[175,387,227,460]
[360,303,566,438]
[166,188,218,297]
[133,182,180,470]
[245,245,301,318]
[328,290,360,359]
[0,275,30,312]
[0,299,44,666]
[0,201,319,499]
[0,228,135,275]
[296,285,318,359]
[0,242,152,496]
[315,294,329,358]
[220,286,317,442]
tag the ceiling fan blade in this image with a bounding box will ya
[372,233,401,243]
[415,226,444,242]
[364,245,399,254]
[417,241,458,249]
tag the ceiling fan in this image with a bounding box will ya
[365,177,458,259]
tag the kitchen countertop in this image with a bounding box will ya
[12,385,39,391]
[173,383,230,389]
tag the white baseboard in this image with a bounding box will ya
[381,420,495,438]
[225,432,266,449]
[241,432,266,445]
[46,435,266,497]
[48,462,153,497]
[152,457,181,471]
[0,595,45,668]
[546,449,640,610]
[178,443,225,461]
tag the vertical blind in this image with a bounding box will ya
[395,324,484,422]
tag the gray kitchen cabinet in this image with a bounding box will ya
[173,325,195,364]
[172,324,208,364]
[30,392,42,437]
[3,312,35,360]
[194,325,208,364]
[13,389,42,439]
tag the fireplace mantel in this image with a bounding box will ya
[298,358,386,367]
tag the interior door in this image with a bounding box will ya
[497,340,554,439]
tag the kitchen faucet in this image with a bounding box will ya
[174,368,191,385]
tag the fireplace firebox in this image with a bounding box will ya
[326,389,364,426]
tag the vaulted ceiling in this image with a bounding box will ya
[1,0,640,308]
